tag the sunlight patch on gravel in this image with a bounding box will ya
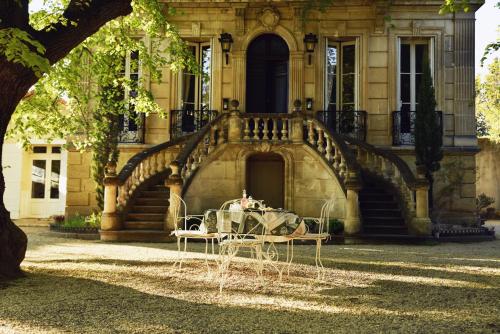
[0,227,499,334]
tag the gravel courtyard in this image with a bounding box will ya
[0,227,499,334]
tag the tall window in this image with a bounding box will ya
[398,39,432,112]
[119,50,144,143]
[325,40,357,111]
[181,42,212,111]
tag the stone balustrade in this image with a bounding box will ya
[240,114,293,142]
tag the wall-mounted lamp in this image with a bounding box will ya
[306,98,313,111]
[303,33,318,66]
[219,33,233,65]
[222,98,230,111]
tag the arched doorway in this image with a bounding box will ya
[246,153,285,209]
[246,34,289,114]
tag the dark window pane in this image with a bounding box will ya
[31,160,46,199]
[130,50,139,60]
[342,45,355,74]
[51,146,61,154]
[416,74,422,98]
[342,74,355,105]
[50,160,60,199]
[33,147,47,154]
[400,74,411,102]
[415,44,428,73]
[400,44,410,73]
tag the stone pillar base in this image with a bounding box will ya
[344,218,361,235]
[410,217,432,236]
[101,212,121,231]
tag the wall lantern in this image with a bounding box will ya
[303,33,318,65]
[222,98,230,111]
[306,98,313,111]
[219,33,233,65]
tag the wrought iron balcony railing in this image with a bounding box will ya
[392,110,443,146]
[315,110,367,141]
[170,109,218,140]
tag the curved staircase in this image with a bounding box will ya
[101,109,432,242]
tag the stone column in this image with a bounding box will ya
[410,180,432,235]
[165,161,184,232]
[232,51,246,111]
[344,175,362,235]
[101,162,121,231]
[453,14,477,146]
[228,100,241,143]
[290,52,305,110]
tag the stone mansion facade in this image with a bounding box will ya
[60,0,481,241]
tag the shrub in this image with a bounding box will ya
[329,219,344,234]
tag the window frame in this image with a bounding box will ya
[324,38,359,111]
[179,40,213,111]
[396,37,434,111]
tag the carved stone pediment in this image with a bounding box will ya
[259,7,280,31]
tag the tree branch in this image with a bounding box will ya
[33,0,133,65]
[0,0,29,30]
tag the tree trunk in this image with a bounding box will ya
[0,65,34,279]
[0,0,133,280]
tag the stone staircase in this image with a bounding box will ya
[359,175,408,236]
[123,182,169,231]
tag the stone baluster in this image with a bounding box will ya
[262,118,269,140]
[317,127,325,153]
[272,118,278,141]
[282,119,289,140]
[339,155,346,179]
[325,136,333,162]
[102,161,121,231]
[333,147,340,171]
[308,121,315,145]
[243,118,250,140]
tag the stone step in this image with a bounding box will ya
[135,198,169,206]
[363,217,405,225]
[132,206,166,214]
[127,213,165,221]
[123,221,164,230]
[360,202,399,210]
[150,184,169,191]
[363,225,408,235]
[139,190,170,198]
[362,209,402,218]
[100,230,174,242]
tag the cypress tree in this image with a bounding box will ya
[415,59,443,207]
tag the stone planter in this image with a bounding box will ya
[49,224,99,234]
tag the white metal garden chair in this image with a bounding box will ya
[287,199,335,279]
[170,193,219,271]
[216,206,273,292]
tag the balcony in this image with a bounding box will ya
[392,110,443,146]
[315,110,367,141]
[170,109,218,140]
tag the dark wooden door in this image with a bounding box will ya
[247,153,284,209]
[246,34,289,114]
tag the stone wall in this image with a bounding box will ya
[184,143,346,218]
[395,148,477,224]
[65,145,149,217]
[476,138,500,212]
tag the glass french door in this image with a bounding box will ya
[28,146,64,217]
[325,40,357,112]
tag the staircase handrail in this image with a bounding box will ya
[342,135,428,190]
[175,113,229,168]
[116,135,191,184]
